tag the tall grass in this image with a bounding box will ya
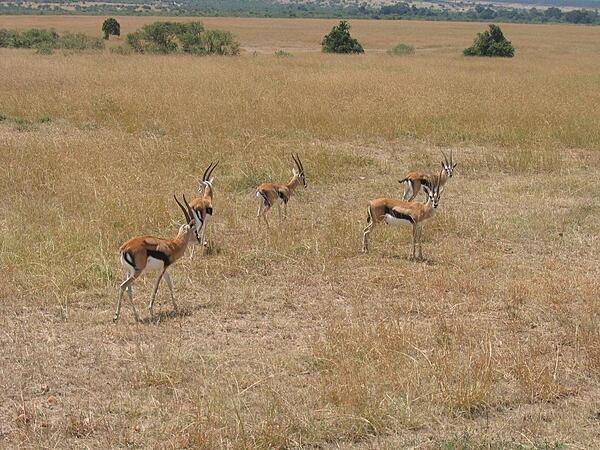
[0,17,599,448]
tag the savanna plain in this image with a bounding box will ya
[0,16,599,449]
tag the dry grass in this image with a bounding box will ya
[0,16,599,448]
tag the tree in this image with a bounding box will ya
[102,17,120,40]
[463,24,514,57]
[321,20,364,54]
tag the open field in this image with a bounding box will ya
[1,16,599,448]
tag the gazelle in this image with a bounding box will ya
[362,170,444,260]
[399,150,456,201]
[256,154,306,226]
[189,161,218,255]
[114,195,202,323]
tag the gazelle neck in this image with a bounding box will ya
[286,174,302,193]
[202,183,214,201]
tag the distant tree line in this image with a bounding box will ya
[0,1,598,25]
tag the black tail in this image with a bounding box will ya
[257,189,270,207]
[398,177,408,184]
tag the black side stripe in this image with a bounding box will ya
[384,206,415,223]
[147,249,171,267]
[277,190,289,204]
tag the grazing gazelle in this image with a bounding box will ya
[362,170,444,260]
[189,161,218,255]
[399,150,456,201]
[113,195,202,323]
[256,154,307,226]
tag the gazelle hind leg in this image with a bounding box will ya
[126,284,140,322]
[417,226,424,260]
[114,270,140,323]
[148,268,166,320]
[163,271,177,312]
[362,207,374,253]
[402,181,413,201]
[411,224,418,260]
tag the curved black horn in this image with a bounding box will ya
[206,160,219,180]
[450,150,453,165]
[440,150,449,166]
[293,153,304,173]
[202,161,215,182]
[174,195,190,223]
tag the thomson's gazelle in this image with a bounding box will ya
[114,195,202,323]
[399,150,456,201]
[362,170,444,260]
[256,154,307,226]
[189,161,218,255]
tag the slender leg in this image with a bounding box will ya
[362,221,374,253]
[262,207,270,227]
[148,267,166,319]
[277,202,282,221]
[418,226,424,260]
[163,271,177,313]
[282,202,287,220]
[411,224,418,260]
[114,271,140,323]
[190,242,196,259]
[126,283,140,322]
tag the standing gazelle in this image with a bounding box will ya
[114,195,202,323]
[362,170,444,260]
[256,154,307,226]
[189,161,218,255]
[399,150,456,201]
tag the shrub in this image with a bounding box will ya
[388,43,415,56]
[0,28,17,47]
[11,28,59,49]
[321,20,364,54]
[274,49,292,57]
[126,21,240,56]
[464,24,515,57]
[102,17,120,40]
[59,32,104,51]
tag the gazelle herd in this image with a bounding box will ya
[114,152,456,323]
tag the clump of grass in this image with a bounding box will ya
[388,43,415,56]
[274,49,292,57]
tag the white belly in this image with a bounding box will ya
[383,214,413,226]
[145,256,165,271]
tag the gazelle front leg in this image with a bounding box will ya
[411,224,418,260]
[148,267,167,319]
[163,271,177,313]
[362,222,374,253]
[417,225,424,261]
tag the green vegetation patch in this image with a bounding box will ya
[125,21,240,55]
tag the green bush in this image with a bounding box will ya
[388,43,415,56]
[59,32,104,51]
[464,24,515,57]
[126,21,239,56]
[102,17,120,40]
[321,20,364,54]
[0,28,17,47]
[10,28,59,49]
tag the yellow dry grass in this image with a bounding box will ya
[0,16,599,448]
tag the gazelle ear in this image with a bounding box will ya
[422,185,431,195]
[453,163,458,168]
[208,177,214,184]
[292,168,298,176]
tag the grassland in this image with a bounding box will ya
[0,16,599,448]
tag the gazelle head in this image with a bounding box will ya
[197,161,219,193]
[423,170,444,209]
[173,194,202,242]
[292,153,307,188]
[440,150,457,178]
